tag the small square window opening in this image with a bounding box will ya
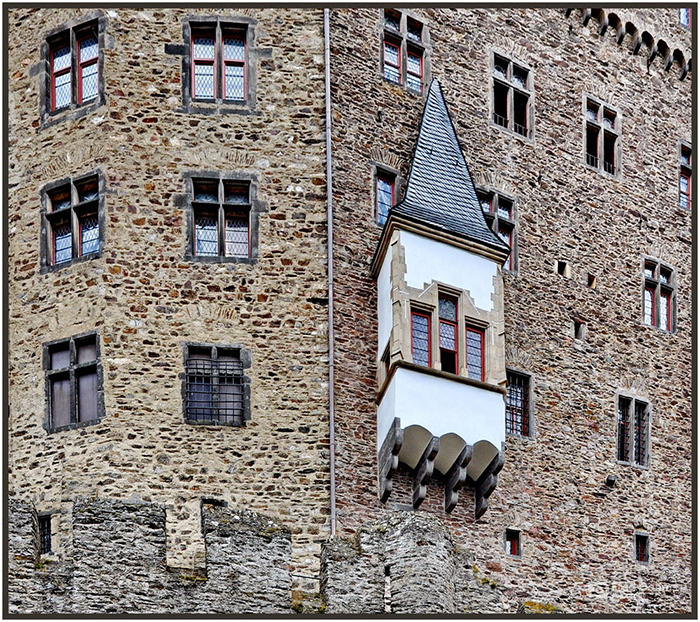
[505,529,521,556]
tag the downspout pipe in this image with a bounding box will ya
[323,7,337,537]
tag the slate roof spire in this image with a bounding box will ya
[391,79,510,255]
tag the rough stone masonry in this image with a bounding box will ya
[7,7,692,615]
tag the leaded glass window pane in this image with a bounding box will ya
[193,180,218,202]
[376,177,393,225]
[617,397,630,461]
[411,313,430,367]
[81,62,98,101]
[224,182,249,204]
[53,45,71,72]
[195,215,218,256]
[438,297,456,322]
[506,371,530,436]
[54,222,72,264]
[497,198,512,219]
[225,64,245,100]
[466,328,483,380]
[79,36,98,62]
[407,73,422,92]
[660,293,670,331]
[193,36,215,59]
[55,72,72,109]
[407,52,421,78]
[643,288,654,325]
[225,216,249,258]
[439,321,456,351]
[80,214,99,255]
[384,42,400,83]
[194,63,215,99]
[223,36,245,60]
[49,187,71,212]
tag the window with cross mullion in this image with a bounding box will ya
[585,98,619,175]
[643,259,675,332]
[477,188,516,271]
[492,53,531,138]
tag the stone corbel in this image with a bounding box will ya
[412,437,439,509]
[444,445,472,513]
[378,418,403,503]
[474,450,505,519]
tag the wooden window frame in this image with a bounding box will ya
[222,31,247,101]
[43,332,103,433]
[616,394,650,468]
[381,9,428,94]
[476,187,517,272]
[506,369,532,437]
[76,33,99,104]
[465,324,485,382]
[642,259,676,333]
[191,29,217,100]
[49,39,71,111]
[411,310,432,368]
[491,52,533,139]
[40,172,104,273]
[584,96,621,177]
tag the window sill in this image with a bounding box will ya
[641,323,676,336]
[583,162,620,179]
[184,419,246,428]
[44,417,102,435]
[177,99,258,116]
[506,432,533,441]
[617,460,650,471]
[186,255,257,265]
[40,97,106,130]
[490,121,533,144]
[40,251,101,275]
[381,76,425,96]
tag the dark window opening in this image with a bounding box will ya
[477,188,517,272]
[406,18,422,42]
[506,370,530,436]
[574,320,585,340]
[617,396,649,467]
[556,260,568,276]
[185,345,246,425]
[39,515,52,555]
[505,529,521,556]
[603,131,616,174]
[586,126,599,168]
[635,533,649,563]
[587,273,597,288]
[492,54,531,137]
[384,9,401,31]
[493,81,509,128]
[45,333,101,431]
[679,144,691,210]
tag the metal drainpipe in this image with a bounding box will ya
[323,7,337,538]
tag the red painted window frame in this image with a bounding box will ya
[438,295,458,374]
[383,40,401,83]
[76,34,98,104]
[465,325,485,382]
[375,173,395,224]
[406,49,423,93]
[191,31,217,99]
[411,310,432,367]
[222,33,246,101]
[225,212,251,258]
[505,529,520,556]
[50,44,71,111]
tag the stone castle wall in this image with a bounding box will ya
[7,7,692,615]
[8,7,330,586]
[328,7,691,614]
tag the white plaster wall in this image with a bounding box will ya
[401,231,497,311]
[377,367,505,453]
[377,248,393,354]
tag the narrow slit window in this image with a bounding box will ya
[679,144,691,210]
[375,173,395,225]
[38,516,52,555]
[635,533,649,563]
[617,396,650,467]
